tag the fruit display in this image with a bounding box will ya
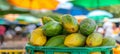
[28,14,116,54]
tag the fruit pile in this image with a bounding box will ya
[28,14,116,54]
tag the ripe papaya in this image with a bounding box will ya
[62,14,78,33]
[64,33,86,47]
[86,33,103,47]
[30,27,47,46]
[90,52,101,54]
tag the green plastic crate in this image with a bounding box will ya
[25,44,115,54]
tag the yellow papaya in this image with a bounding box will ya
[90,52,101,54]
[62,14,78,33]
[35,52,44,54]
[30,27,47,46]
[86,33,103,47]
[64,33,86,47]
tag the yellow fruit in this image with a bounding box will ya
[30,27,47,46]
[90,52,101,54]
[35,52,44,54]
[35,52,69,54]
[54,52,69,54]
[86,33,103,47]
[64,33,86,47]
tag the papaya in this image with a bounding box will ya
[79,18,96,36]
[62,14,78,33]
[61,29,70,35]
[45,36,69,54]
[41,16,54,25]
[86,32,103,47]
[90,52,101,54]
[49,15,62,23]
[30,27,47,46]
[54,52,69,54]
[27,34,31,44]
[45,35,65,47]
[42,21,62,36]
[101,37,116,46]
[64,33,86,47]
[35,52,69,54]
[35,52,44,54]
[57,44,66,47]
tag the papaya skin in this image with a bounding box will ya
[62,14,78,33]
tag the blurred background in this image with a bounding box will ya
[0,0,120,54]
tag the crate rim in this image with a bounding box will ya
[25,44,116,50]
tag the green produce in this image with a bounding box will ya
[45,35,65,47]
[57,44,66,47]
[79,18,96,36]
[86,33,103,47]
[49,15,62,23]
[41,16,54,25]
[42,21,62,36]
[62,14,78,33]
[27,34,31,44]
[61,29,70,35]
[101,37,116,46]
[64,33,86,47]
[45,35,69,54]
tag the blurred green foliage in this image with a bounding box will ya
[107,5,120,18]
[0,10,30,15]
[31,11,62,18]
[87,5,120,18]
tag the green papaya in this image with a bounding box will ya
[41,16,54,25]
[42,21,62,36]
[49,15,62,23]
[45,35,65,47]
[79,18,96,36]
[62,14,78,33]
[61,29,70,35]
[57,44,66,47]
[86,32,103,47]
[101,37,116,46]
